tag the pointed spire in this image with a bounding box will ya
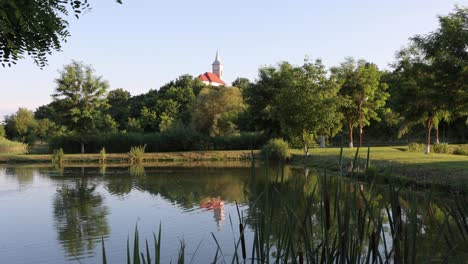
[213,50,222,65]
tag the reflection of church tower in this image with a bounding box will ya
[213,205,225,230]
[212,51,224,79]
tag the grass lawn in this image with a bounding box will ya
[292,146,468,188]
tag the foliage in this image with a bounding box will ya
[261,138,291,161]
[390,6,468,153]
[48,131,267,153]
[52,61,112,152]
[331,58,389,148]
[3,108,38,143]
[0,125,5,138]
[107,88,131,130]
[0,0,121,67]
[190,87,246,136]
[128,145,146,164]
[408,142,425,152]
[433,143,450,154]
[276,59,342,155]
[51,148,65,166]
[453,145,468,156]
[0,137,28,154]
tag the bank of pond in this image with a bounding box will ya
[0,162,466,263]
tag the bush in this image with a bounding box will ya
[128,145,146,164]
[453,146,468,156]
[261,138,291,161]
[408,142,425,152]
[0,137,28,154]
[433,143,450,154]
[48,131,267,153]
[51,148,65,166]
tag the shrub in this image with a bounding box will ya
[408,142,425,152]
[453,146,468,156]
[48,131,267,153]
[51,148,65,166]
[128,145,146,164]
[433,143,450,154]
[261,138,291,161]
[0,137,28,154]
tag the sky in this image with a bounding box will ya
[0,0,465,119]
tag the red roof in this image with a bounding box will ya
[198,72,226,85]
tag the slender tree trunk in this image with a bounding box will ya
[348,122,354,148]
[435,125,440,144]
[425,118,433,154]
[81,142,85,154]
[319,135,326,148]
[302,130,309,157]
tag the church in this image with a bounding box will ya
[198,51,226,86]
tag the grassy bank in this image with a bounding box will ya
[0,150,256,164]
[292,146,468,189]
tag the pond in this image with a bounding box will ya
[0,162,466,263]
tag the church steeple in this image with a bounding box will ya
[212,50,223,79]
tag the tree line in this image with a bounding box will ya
[1,6,467,154]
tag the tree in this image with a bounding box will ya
[240,65,287,137]
[391,6,467,153]
[107,88,131,130]
[52,61,111,153]
[231,77,251,92]
[190,87,246,136]
[0,0,121,67]
[3,108,38,143]
[275,59,342,155]
[332,58,389,148]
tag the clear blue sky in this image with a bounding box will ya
[0,0,464,119]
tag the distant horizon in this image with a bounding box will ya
[0,0,463,120]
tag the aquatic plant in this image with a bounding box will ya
[51,148,65,166]
[128,145,146,164]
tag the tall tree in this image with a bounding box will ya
[276,59,342,155]
[0,0,121,67]
[52,61,111,153]
[391,6,467,153]
[332,58,389,148]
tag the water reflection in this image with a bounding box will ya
[0,163,466,263]
[52,178,109,259]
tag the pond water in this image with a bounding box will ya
[0,162,465,263]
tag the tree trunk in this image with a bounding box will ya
[319,135,326,148]
[435,126,440,144]
[81,142,85,154]
[348,122,354,148]
[425,118,433,154]
[302,130,309,157]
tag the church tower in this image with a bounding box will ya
[212,51,223,79]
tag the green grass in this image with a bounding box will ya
[292,146,468,187]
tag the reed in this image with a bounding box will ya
[51,148,65,166]
[128,145,146,164]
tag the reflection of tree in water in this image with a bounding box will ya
[5,167,36,187]
[134,167,250,209]
[53,179,109,259]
